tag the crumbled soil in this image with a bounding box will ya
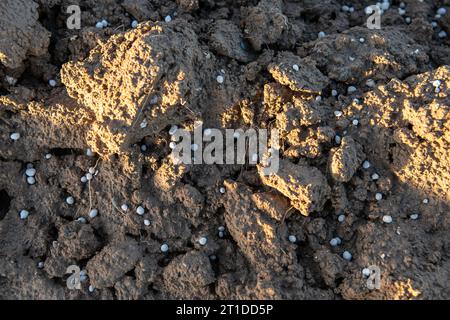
[1,0,450,300]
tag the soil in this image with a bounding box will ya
[1,0,450,300]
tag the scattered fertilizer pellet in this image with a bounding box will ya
[410,213,419,220]
[347,86,357,94]
[66,196,75,205]
[169,142,177,149]
[209,255,217,261]
[37,262,44,269]
[95,21,103,29]
[375,193,383,201]
[329,237,341,247]
[48,79,57,87]
[164,15,172,23]
[334,110,343,117]
[5,75,17,85]
[432,80,441,88]
[216,75,224,84]
[86,173,93,180]
[101,20,108,28]
[318,31,325,39]
[204,128,212,136]
[362,268,371,277]
[372,173,380,180]
[335,135,341,144]
[191,144,199,151]
[233,132,240,139]
[80,270,87,282]
[199,237,208,246]
[89,209,98,218]
[160,243,169,252]
[45,153,52,159]
[169,125,178,135]
[288,235,297,243]
[77,217,87,223]
[86,148,94,157]
[131,20,138,28]
[366,79,376,87]
[218,226,225,232]
[10,132,20,141]
[352,119,359,126]
[331,89,338,97]
[140,144,147,152]
[140,120,148,128]
[437,8,447,15]
[25,168,36,177]
[382,215,393,224]
[342,251,352,261]
[81,176,87,183]
[144,219,151,226]
[398,8,406,16]
[218,231,224,238]
[338,214,345,222]
[19,210,29,220]
[362,160,371,169]
[438,31,448,38]
[88,285,95,293]
[423,198,429,204]
[219,187,226,194]
[405,17,411,24]
[136,206,145,215]
[27,177,36,185]
[292,64,299,71]
[431,21,438,28]
[121,204,129,211]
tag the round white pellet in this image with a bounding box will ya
[218,226,225,232]
[161,243,169,252]
[371,173,380,180]
[438,31,448,38]
[204,129,212,136]
[382,215,393,224]
[233,132,240,139]
[144,219,151,226]
[218,231,224,238]
[191,144,199,151]
[169,142,177,149]
[199,237,208,246]
[169,125,178,135]
[81,176,88,183]
[334,110,343,117]
[77,217,87,223]
[352,119,359,126]
[342,5,350,12]
[140,120,148,128]
[432,80,441,88]
[86,173,93,180]
[375,193,383,201]
[342,251,352,261]
[292,64,299,71]
[27,177,36,185]
[37,261,44,269]
[410,213,419,220]
[88,285,95,293]
[362,160,371,169]
[95,21,103,29]
[318,31,325,39]
[19,210,29,220]
[366,79,376,87]
[335,135,341,144]
[121,204,129,211]
[165,15,172,23]
[423,198,429,204]
[10,132,20,141]
[45,153,52,159]
[362,268,371,277]
[66,196,75,205]
[101,20,108,27]
[89,209,98,218]
[398,8,406,16]
[25,168,36,177]
[86,148,94,157]
[431,21,438,28]
[49,79,57,87]
[349,6,354,13]
[329,238,339,247]
[359,38,365,43]
[136,206,145,216]
[437,8,447,15]
[219,187,226,194]
[288,235,297,243]
[347,86,357,94]
[331,89,338,97]
[140,144,147,152]
[131,20,138,28]
[88,167,95,175]
[338,214,345,222]
[216,75,224,84]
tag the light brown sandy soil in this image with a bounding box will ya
[0,0,449,300]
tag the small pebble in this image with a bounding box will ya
[372,173,380,180]
[410,213,419,220]
[131,20,138,28]
[292,64,299,71]
[198,237,208,246]
[382,215,393,224]
[375,193,383,201]
[144,219,151,226]
[366,79,376,87]
[216,75,224,84]
[362,160,371,169]
[89,209,98,218]
[164,15,172,23]
[10,132,20,141]
[342,251,352,261]
[233,132,240,139]
[160,243,169,253]
[136,206,145,216]
[66,196,75,205]
[121,204,129,211]
[338,214,345,222]
[27,177,36,185]
[288,235,297,243]
[19,210,29,220]
[88,167,96,175]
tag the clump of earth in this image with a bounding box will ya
[1,0,449,300]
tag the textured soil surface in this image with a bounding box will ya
[1,0,450,300]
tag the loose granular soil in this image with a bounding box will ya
[0,0,449,300]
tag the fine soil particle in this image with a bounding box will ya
[1,0,450,300]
